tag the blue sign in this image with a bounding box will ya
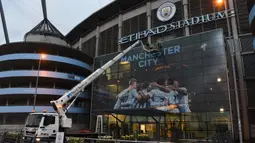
[121,45,181,67]
[119,9,235,44]
[67,92,72,98]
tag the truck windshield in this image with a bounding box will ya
[25,114,43,127]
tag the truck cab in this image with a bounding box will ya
[23,113,59,142]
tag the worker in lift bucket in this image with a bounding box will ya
[113,78,140,109]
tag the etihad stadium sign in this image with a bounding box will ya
[119,9,235,44]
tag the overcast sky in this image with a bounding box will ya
[0,0,114,45]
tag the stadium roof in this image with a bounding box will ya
[65,0,149,44]
[25,18,65,40]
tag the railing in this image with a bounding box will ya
[0,130,23,143]
[82,138,175,143]
[0,131,233,143]
[206,131,233,143]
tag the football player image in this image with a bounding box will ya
[172,79,191,113]
[150,78,180,113]
[147,78,169,108]
[113,78,140,109]
[136,82,151,108]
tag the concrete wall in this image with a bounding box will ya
[25,35,68,46]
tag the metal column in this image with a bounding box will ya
[146,2,152,44]
[227,0,249,141]
[118,14,123,52]
[0,0,9,43]
[33,58,42,110]
[182,0,190,36]
[95,26,100,57]
[79,37,82,51]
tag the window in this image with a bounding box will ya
[82,36,96,57]
[99,25,118,55]
[43,116,55,126]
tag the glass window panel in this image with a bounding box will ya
[204,92,230,102]
[185,76,204,85]
[130,16,138,33]
[183,67,204,77]
[106,63,119,74]
[106,73,118,81]
[118,85,127,93]
[96,74,108,84]
[181,43,202,53]
[206,102,230,112]
[183,112,207,121]
[119,71,131,80]
[203,55,226,66]
[181,36,201,46]
[189,93,204,103]
[122,19,130,35]
[107,84,118,93]
[203,46,226,58]
[182,59,203,69]
[201,38,224,49]
[190,131,208,139]
[167,70,183,77]
[203,64,226,75]
[247,81,255,107]
[185,122,208,131]
[190,103,208,112]
[182,51,202,61]
[207,112,231,122]
[138,13,147,31]
[204,73,227,84]
[165,54,183,63]
[204,82,228,93]
[185,85,204,94]
[163,38,182,47]
[243,54,255,77]
[119,62,131,72]
[207,122,231,132]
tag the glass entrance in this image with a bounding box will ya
[132,123,157,139]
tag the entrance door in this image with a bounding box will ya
[132,123,157,139]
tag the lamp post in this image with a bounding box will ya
[33,54,46,110]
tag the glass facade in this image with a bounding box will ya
[82,36,96,57]
[99,25,119,55]
[92,29,232,139]
[69,0,254,140]
[122,13,148,50]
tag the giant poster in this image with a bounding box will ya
[93,29,230,114]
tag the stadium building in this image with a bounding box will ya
[0,18,93,131]
[65,0,255,141]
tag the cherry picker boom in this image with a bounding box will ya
[22,40,149,142]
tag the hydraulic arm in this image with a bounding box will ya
[50,40,143,127]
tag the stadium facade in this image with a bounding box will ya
[0,18,93,131]
[66,0,255,141]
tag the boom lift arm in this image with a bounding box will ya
[50,40,144,128]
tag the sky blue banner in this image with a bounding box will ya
[248,0,255,49]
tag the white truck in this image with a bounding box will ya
[22,40,157,142]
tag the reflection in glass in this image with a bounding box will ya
[119,62,131,71]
